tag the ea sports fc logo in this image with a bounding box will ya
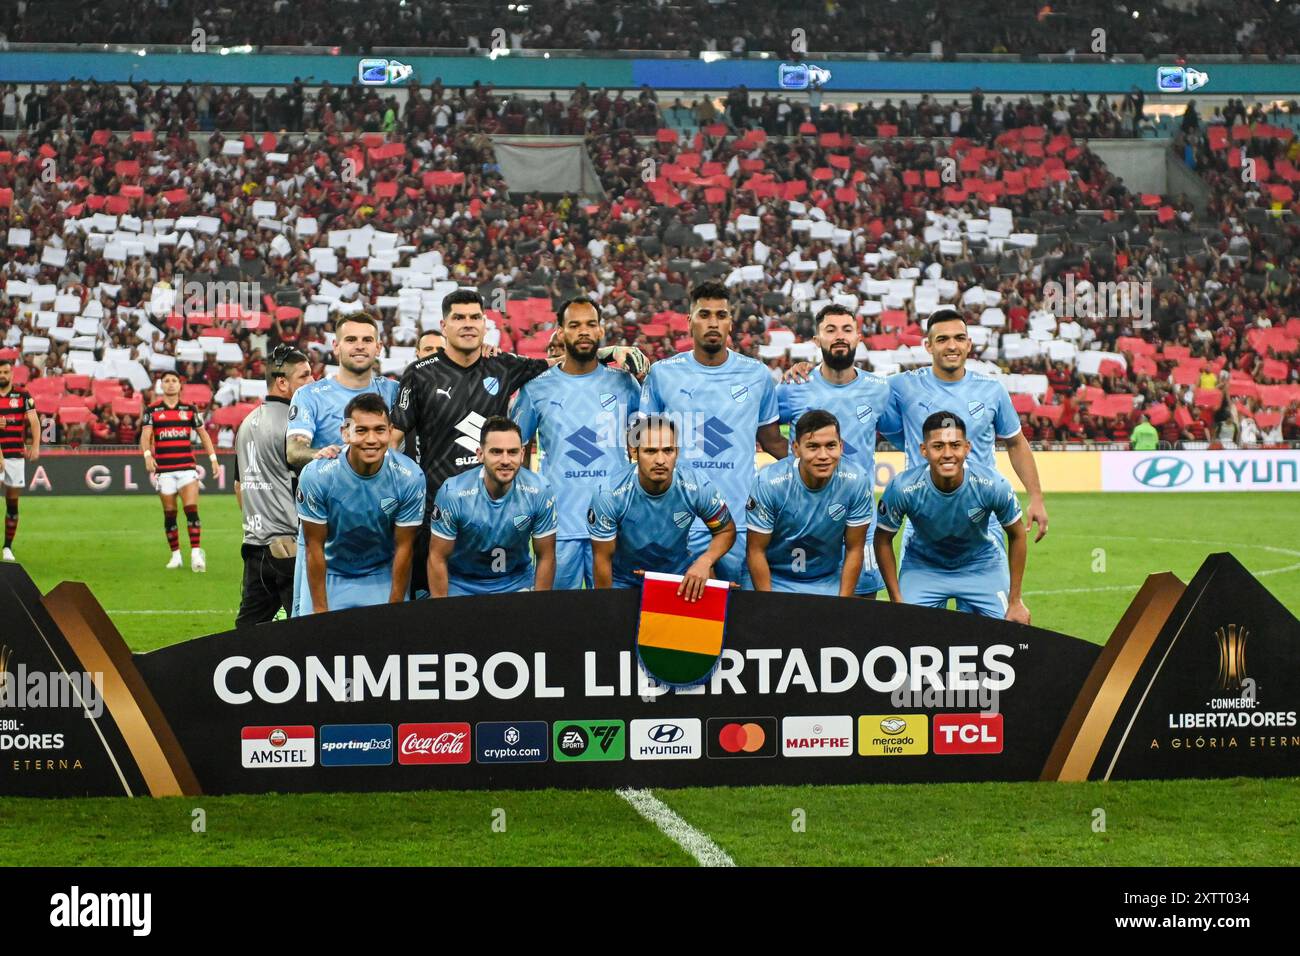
[1133,456,1193,488]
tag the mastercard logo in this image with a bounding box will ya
[717,722,767,754]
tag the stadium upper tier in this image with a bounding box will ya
[1,0,1297,59]
[0,80,1297,449]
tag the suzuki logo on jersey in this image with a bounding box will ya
[563,427,605,469]
[699,416,734,459]
[730,384,749,403]
[454,411,486,456]
[482,376,501,396]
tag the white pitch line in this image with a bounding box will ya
[107,609,236,615]
[616,788,736,868]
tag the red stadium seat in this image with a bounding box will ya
[181,384,213,408]
[64,374,91,392]
[57,405,95,424]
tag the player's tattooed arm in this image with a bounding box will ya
[873,527,902,603]
[757,421,789,460]
[287,434,339,471]
[1004,432,1048,541]
[532,534,556,592]
[746,529,773,592]
[1003,518,1031,625]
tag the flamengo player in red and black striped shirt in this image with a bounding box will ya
[0,358,40,563]
[140,370,220,572]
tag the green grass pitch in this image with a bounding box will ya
[1,491,1297,866]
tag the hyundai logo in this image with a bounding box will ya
[1133,456,1193,488]
[647,723,684,743]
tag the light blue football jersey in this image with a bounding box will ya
[587,464,732,588]
[746,455,873,586]
[295,449,426,577]
[777,367,891,477]
[876,462,1022,570]
[287,374,401,449]
[639,349,779,531]
[879,367,1021,470]
[511,363,641,541]
[429,464,558,591]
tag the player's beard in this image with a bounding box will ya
[822,345,854,371]
[565,339,598,362]
[697,336,724,356]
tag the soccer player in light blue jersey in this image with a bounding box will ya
[296,393,426,613]
[747,409,874,597]
[588,414,736,601]
[638,281,789,584]
[286,311,402,616]
[874,411,1031,622]
[512,296,641,590]
[427,416,557,596]
[877,307,1048,542]
[777,303,891,597]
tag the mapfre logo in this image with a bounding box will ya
[932,713,1003,755]
[781,715,853,757]
[397,722,471,765]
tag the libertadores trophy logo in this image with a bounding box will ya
[1214,624,1249,692]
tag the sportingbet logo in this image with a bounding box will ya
[933,713,1003,755]
[320,723,393,767]
[1133,456,1193,488]
[563,427,605,468]
[397,722,470,765]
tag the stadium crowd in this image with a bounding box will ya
[1,76,1299,452]
[3,0,1298,58]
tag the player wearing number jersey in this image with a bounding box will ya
[637,282,789,584]
[746,410,874,596]
[777,304,890,595]
[427,417,557,596]
[874,411,1030,622]
[141,370,220,572]
[0,358,39,563]
[512,296,641,589]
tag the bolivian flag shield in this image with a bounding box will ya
[636,572,730,687]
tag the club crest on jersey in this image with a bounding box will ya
[856,403,872,423]
[8,398,18,408]
[483,376,501,396]
[180,409,191,420]
[967,507,988,524]
[599,392,616,410]
[672,510,692,528]
[512,514,531,531]
[380,497,398,516]
[729,384,749,403]
[828,503,847,521]
[967,400,985,420]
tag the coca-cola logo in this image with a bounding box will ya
[397,722,471,765]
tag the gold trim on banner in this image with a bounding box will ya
[1040,572,1187,782]
[42,583,202,797]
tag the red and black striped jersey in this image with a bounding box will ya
[0,388,34,460]
[142,401,205,473]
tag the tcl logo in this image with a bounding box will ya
[397,722,471,765]
[932,714,1003,755]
